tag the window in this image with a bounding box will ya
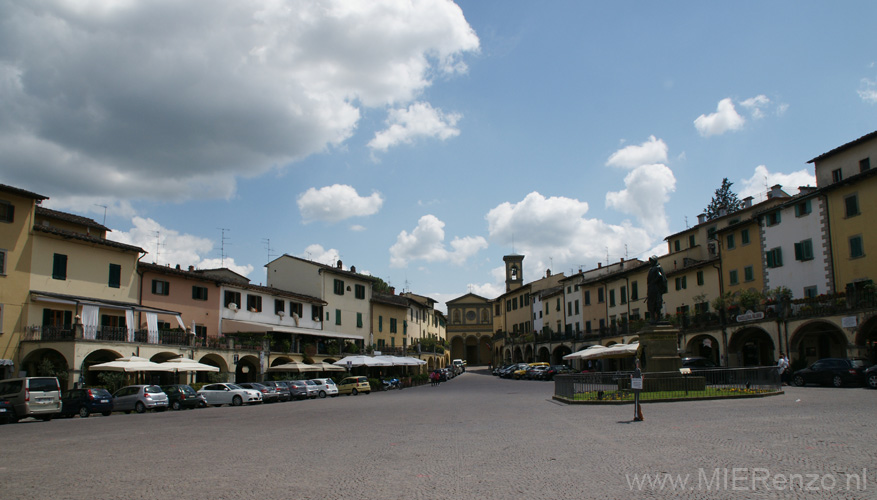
[0,248,5,275]
[246,294,262,312]
[506,300,511,312]
[194,325,207,342]
[860,158,871,172]
[311,305,323,321]
[844,194,860,217]
[151,279,169,295]
[585,321,592,333]
[335,309,341,325]
[744,266,754,282]
[378,316,383,332]
[43,308,72,328]
[512,297,518,310]
[598,288,604,303]
[574,299,580,314]
[741,228,750,245]
[729,270,739,285]
[609,289,615,307]
[290,302,302,318]
[356,312,363,328]
[630,282,638,300]
[556,298,561,312]
[0,200,13,223]
[567,302,572,316]
[355,284,365,299]
[850,235,864,259]
[52,253,68,280]
[765,211,781,226]
[333,279,344,295]
[803,286,818,299]
[674,239,681,252]
[689,235,696,248]
[584,290,591,305]
[620,286,627,305]
[107,264,121,288]
[696,270,704,286]
[675,276,687,290]
[832,168,842,183]
[766,247,783,268]
[192,286,208,301]
[795,200,811,217]
[794,239,814,261]
[726,234,735,250]
[224,290,241,308]
[274,299,285,315]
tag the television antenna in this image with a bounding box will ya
[217,228,230,267]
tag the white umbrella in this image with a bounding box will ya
[309,361,346,372]
[267,360,321,372]
[563,345,606,360]
[388,356,426,366]
[333,355,393,367]
[89,355,175,372]
[159,357,220,372]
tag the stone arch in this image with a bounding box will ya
[502,347,512,364]
[235,354,260,383]
[523,345,533,363]
[80,348,125,388]
[790,320,848,367]
[195,353,228,383]
[20,348,70,387]
[536,346,550,363]
[685,334,722,365]
[271,356,293,366]
[450,336,465,360]
[512,346,523,363]
[552,345,572,365]
[728,326,775,367]
[856,314,877,365]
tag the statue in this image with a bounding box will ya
[646,255,667,324]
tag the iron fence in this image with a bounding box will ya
[24,325,192,346]
[554,366,781,402]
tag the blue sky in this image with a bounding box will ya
[3,1,876,312]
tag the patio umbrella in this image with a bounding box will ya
[563,345,607,360]
[89,355,175,372]
[333,355,393,367]
[601,342,640,359]
[266,360,321,372]
[308,361,345,372]
[386,356,426,366]
[159,357,219,372]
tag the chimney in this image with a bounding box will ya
[767,184,787,199]
[336,260,343,269]
[389,287,395,295]
[743,196,753,208]
[189,265,195,271]
[546,269,551,277]
[697,213,706,224]
[718,207,727,217]
[798,186,816,195]
[175,264,181,270]
[350,265,356,273]
[597,263,602,269]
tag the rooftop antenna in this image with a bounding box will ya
[625,244,629,259]
[152,230,163,264]
[684,215,689,229]
[606,247,610,266]
[261,238,275,263]
[94,204,107,226]
[217,227,230,268]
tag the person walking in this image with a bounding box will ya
[777,353,789,386]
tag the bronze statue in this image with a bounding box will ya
[646,255,667,323]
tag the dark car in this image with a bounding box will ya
[542,365,574,380]
[261,381,292,402]
[0,398,15,424]
[864,365,877,390]
[792,358,868,387]
[681,357,719,370]
[160,384,201,411]
[237,383,280,403]
[60,388,114,418]
[525,365,550,380]
[283,380,309,400]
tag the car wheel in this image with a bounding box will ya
[869,374,877,390]
[124,410,132,414]
[319,390,326,398]
[832,375,844,388]
[78,406,90,418]
[213,405,222,408]
[232,395,243,406]
[102,411,111,417]
[7,408,18,424]
[172,401,181,411]
[135,402,146,414]
[352,388,358,396]
[793,375,805,387]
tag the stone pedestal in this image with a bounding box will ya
[638,323,681,373]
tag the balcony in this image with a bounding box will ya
[25,325,196,347]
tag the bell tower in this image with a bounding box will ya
[503,254,524,292]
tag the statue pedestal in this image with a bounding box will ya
[638,323,681,373]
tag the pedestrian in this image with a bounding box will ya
[777,352,789,385]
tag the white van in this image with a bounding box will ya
[452,359,465,373]
[0,377,62,422]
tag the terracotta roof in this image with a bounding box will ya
[0,183,48,200]
[807,130,877,164]
[371,292,409,308]
[33,224,143,253]
[36,206,109,232]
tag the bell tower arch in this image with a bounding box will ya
[503,254,524,292]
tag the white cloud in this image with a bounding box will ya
[694,98,745,137]
[368,102,462,153]
[739,95,770,119]
[389,215,487,267]
[297,184,383,223]
[485,192,651,282]
[0,1,479,203]
[738,165,817,201]
[859,78,877,104]
[605,163,677,237]
[606,136,668,169]
[111,216,254,277]
[349,225,367,232]
[299,244,344,268]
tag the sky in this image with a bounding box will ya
[2,0,876,313]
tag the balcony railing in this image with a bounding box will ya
[24,325,194,347]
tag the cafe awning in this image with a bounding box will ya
[221,319,364,340]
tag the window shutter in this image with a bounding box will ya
[794,242,803,261]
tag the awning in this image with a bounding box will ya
[222,319,363,340]
[0,359,13,366]
[31,292,184,320]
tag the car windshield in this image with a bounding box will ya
[145,386,163,393]
[227,384,243,390]
[181,386,197,395]
[305,380,317,386]
[90,389,112,398]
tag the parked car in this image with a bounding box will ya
[198,383,262,406]
[260,381,292,402]
[337,376,371,395]
[792,358,868,387]
[283,380,310,400]
[60,388,113,418]
[493,364,514,376]
[0,398,15,424]
[866,365,877,390]
[541,365,574,380]
[499,363,528,378]
[514,362,548,380]
[160,384,200,411]
[0,376,62,422]
[452,359,465,373]
[525,365,550,380]
[681,357,719,370]
[112,385,168,413]
[237,382,280,403]
[301,379,321,399]
[310,378,339,398]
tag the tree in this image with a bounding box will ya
[371,276,393,294]
[704,177,744,220]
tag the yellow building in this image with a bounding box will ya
[371,292,408,352]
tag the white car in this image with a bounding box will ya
[309,378,339,398]
[197,383,262,407]
[302,379,320,399]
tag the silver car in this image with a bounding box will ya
[197,383,262,407]
[302,379,320,399]
[284,380,309,400]
[309,378,339,398]
[112,385,168,414]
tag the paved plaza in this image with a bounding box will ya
[2,368,876,500]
